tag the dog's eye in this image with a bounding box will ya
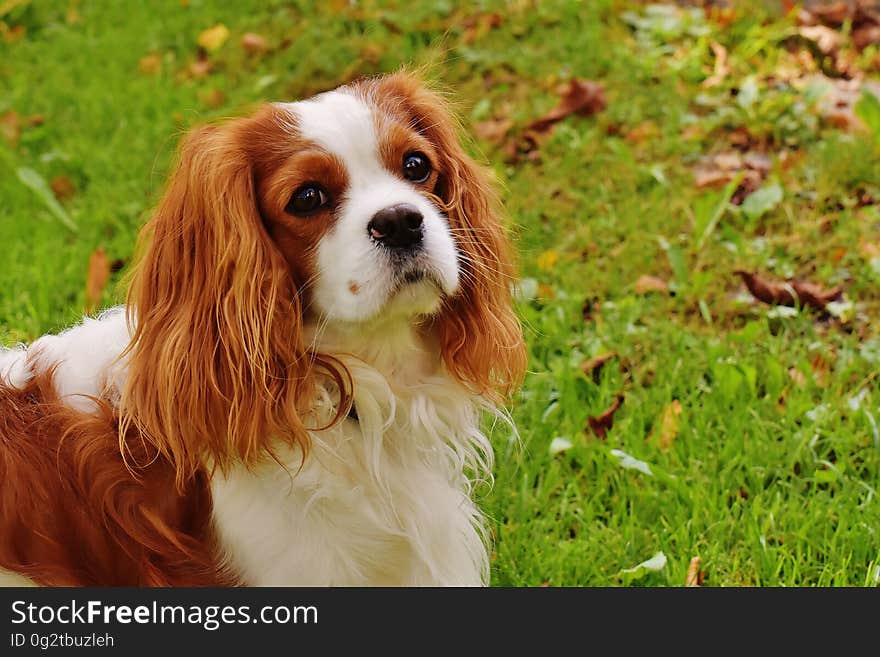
[402,152,431,183]
[286,185,328,216]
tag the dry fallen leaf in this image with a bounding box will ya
[859,238,880,259]
[50,175,75,201]
[505,79,606,162]
[734,270,844,311]
[189,59,212,78]
[138,53,162,75]
[241,32,268,54]
[0,22,26,43]
[634,275,669,295]
[536,283,555,300]
[198,88,225,108]
[623,120,659,144]
[799,24,842,56]
[655,400,683,451]
[526,79,606,134]
[65,1,81,25]
[85,247,111,313]
[811,354,831,387]
[474,118,513,144]
[587,394,624,440]
[789,367,808,389]
[581,352,618,382]
[685,556,703,587]
[701,41,729,88]
[197,23,230,52]
[0,110,20,147]
[693,151,769,204]
[806,1,851,26]
[536,249,559,271]
[582,296,600,324]
[802,75,880,131]
[853,23,880,50]
[461,12,503,45]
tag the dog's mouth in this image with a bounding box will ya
[391,266,442,297]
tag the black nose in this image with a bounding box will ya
[367,203,423,249]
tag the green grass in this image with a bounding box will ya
[2,0,879,586]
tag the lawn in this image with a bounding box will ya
[2,0,879,586]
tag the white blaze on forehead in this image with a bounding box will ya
[281,91,383,186]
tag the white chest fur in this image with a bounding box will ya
[210,346,495,586]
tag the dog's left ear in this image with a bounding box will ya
[364,72,527,401]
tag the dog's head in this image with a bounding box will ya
[122,72,526,483]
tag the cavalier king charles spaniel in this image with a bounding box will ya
[0,72,526,586]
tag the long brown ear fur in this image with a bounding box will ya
[363,72,527,401]
[121,118,343,489]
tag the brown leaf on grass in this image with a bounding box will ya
[581,352,618,382]
[694,151,765,185]
[811,354,831,387]
[50,175,75,201]
[859,238,880,259]
[65,1,81,25]
[734,270,844,311]
[805,1,851,26]
[241,32,268,54]
[189,58,212,78]
[536,249,559,271]
[461,12,503,45]
[655,400,683,451]
[728,126,752,148]
[0,110,20,147]
[473,118,513,144]
[85,248,110,313]
[693,151,770,204]
[799,25,842,56]
[681,124,705,142]
[685,556,703,587]
[536,283,555,300]
[198,88,225,108]
[623,120,659,144]
[582,296,601,323]
[0,22,26,43]
[587,394,624,440]
[138,54,162,75]
[634,275,669,295]
[701,41,729,88]
[526,79,606,134]
[853,23,880,49]
[789,367,808,389]
[197,24,230,52]
[742,152,771,174]
[0,111,45,147]
[801,76,880,132]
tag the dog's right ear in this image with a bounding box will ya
[121,119,323,488]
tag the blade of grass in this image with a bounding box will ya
[15,167,78,233]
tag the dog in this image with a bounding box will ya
[0,72,526,586]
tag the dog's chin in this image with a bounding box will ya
[381,274,445,320]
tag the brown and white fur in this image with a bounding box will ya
[0,72,526,586]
